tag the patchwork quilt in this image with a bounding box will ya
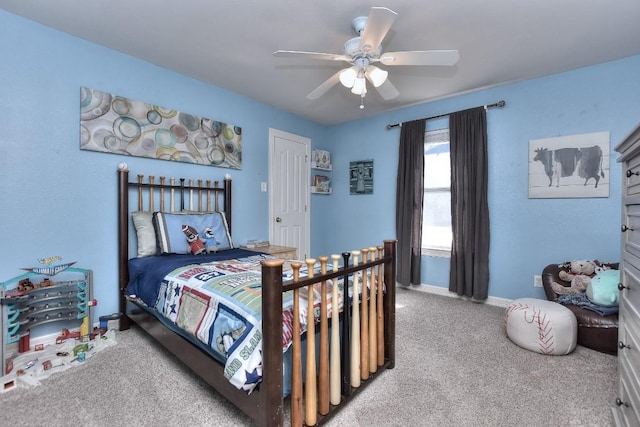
[152,253,343,393]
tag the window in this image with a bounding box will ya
[422,129,452,257]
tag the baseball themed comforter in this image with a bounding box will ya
[127,249,344,393]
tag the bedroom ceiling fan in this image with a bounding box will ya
[273,7,460,109]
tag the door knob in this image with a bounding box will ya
[619,341,631,350]
[276,217,282,223]
[615,397,629,407]
[621,224,633,232]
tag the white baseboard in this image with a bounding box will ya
[399,283,512,308]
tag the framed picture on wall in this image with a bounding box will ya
[350,160,373,194]
[528,131,610,198]
[313,175,331,193]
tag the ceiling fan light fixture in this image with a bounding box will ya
[367,65,388,87]
[273,7,460,104]
[339,67,357,88]
[351,77,367,95]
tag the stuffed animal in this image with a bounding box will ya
[202,227,219,253]
[586,269,620,307]
[182,224,205,255]
[551,259,597,295]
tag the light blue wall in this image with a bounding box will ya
[2,9,640,322]
[321,55,640,300]
[0,11,326,319]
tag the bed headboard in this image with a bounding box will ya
[117,164,232,322]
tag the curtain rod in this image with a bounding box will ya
[386,100,506,130]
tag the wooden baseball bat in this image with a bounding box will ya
[170,177,176,211]
[377,245,384,365]
[189,178,195,211]
[180,178,185,211]
[290,261,303,427]
[350,250,361,388]
[137,174,144,210]
[368,247,377,373]
[214,180,219,212]
[340,252,352,396]
[305,258,317,426]
[318,256,329,415]
[148,175,155,210]
[206,179,212,211]
[360,248,369,381]
[159,176,166,212]
[330,254,341,405]
[198,179,203,212]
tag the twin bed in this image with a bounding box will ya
[117,165,397,426]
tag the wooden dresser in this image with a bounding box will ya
[614,122,640,426]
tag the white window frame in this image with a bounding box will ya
[422,129,452,258]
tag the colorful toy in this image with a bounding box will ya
[551,260,597,295]
[98,312,122,330]
[21,256,76,276]
[182,224,205,255]
[203,227,219,253]
[587,269,620,307]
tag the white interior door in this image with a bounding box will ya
[269,128,310,259]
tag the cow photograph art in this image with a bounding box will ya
[528,131,610,198]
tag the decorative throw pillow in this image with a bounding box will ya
[153,211,233,254]
[131,211,158,257]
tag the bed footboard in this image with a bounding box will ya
[260,240,396,427]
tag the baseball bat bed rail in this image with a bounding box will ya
[274,239,396,426]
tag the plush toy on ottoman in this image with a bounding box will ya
[504,298,577,355]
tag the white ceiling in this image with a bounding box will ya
[2,0,640,125]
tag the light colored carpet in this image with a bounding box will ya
[1,288,617,426]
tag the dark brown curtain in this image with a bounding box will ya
[395,119,426,286]
[448,107,490,300]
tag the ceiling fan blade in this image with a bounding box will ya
[273,50,350,62]
[307,70,342,100]
[371,77,399,100]
[380,50,460,66]
[358,7,397,53]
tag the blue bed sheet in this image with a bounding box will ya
[127,248,255,307]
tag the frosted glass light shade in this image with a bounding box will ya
[339,67,357,88]
[367,65,388,87]
[351,77,367,95]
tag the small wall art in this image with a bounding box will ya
[79,87,242,169]
[528,131,609,198]
[350,159,374,195]
[313,175,331,193]
[312,149,331,170]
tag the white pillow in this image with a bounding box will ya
[131,211,158,257]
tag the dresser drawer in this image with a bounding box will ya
[623,155,640,198]
[614,356,640,427]
[622,205,640,260]
[618,306,640,382]
[620,261,640,319]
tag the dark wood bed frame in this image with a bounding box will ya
[117,166,396,426]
